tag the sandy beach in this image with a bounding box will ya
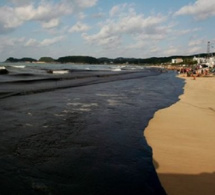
[145,75,215,195]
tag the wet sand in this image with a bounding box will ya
[145,76,215,195]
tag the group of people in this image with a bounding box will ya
[178,66,210,79]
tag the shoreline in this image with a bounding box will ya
[144,75,215,194]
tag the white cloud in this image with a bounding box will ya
[0,6,23,30]
[0,0,98,34]
[150,46,160,53]
[7,0,32,6]
[0,35,68,61]
[0,37,24,47]
[0,2,68,33]
[25,38,39,47]
[42,19,60,29]
[74,0,98,8]
[92,12,105,19]
[109,5,120,17]
[165,46,180,56]
[175,0,215,20]
[186,38,208,54]
[83,4,168,50]
[40,36,64,46]
[188,39,204,47]
[69,22,90,33]
[0,36,25,55]
[1,1,211,60]
[24,36,64,47]
[14,2,73,22]
[77,12,86,20]
[188,46,202,54]
[109,3,135,18]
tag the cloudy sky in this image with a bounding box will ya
[0,0,214,61]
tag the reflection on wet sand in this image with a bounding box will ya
[159,172,215,195]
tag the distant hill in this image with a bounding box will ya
[5,57,37,63]
[38,57,55,63]
[5,53,213,65]
[56,56,99,64]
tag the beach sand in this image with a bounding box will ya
[144,76,215,195]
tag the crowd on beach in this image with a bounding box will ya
[177,64,215,79]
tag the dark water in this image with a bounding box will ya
[0,66,185,195]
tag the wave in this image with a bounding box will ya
[11,65,26,68]
[0,67,162,99]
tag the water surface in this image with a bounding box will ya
[0,64,184,194]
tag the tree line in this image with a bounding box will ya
[5,53,212,65]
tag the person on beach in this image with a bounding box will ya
[193,73,196,80]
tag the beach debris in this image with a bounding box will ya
[47,69,70,74]
[0,66,9,74]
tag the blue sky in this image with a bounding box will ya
[0,0,214,61]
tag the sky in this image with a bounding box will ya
[0,0,215,61]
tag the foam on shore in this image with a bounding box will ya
[144,76,215,195]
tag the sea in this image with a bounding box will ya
[0,63,185,195]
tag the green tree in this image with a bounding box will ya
[39,57,55,63]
